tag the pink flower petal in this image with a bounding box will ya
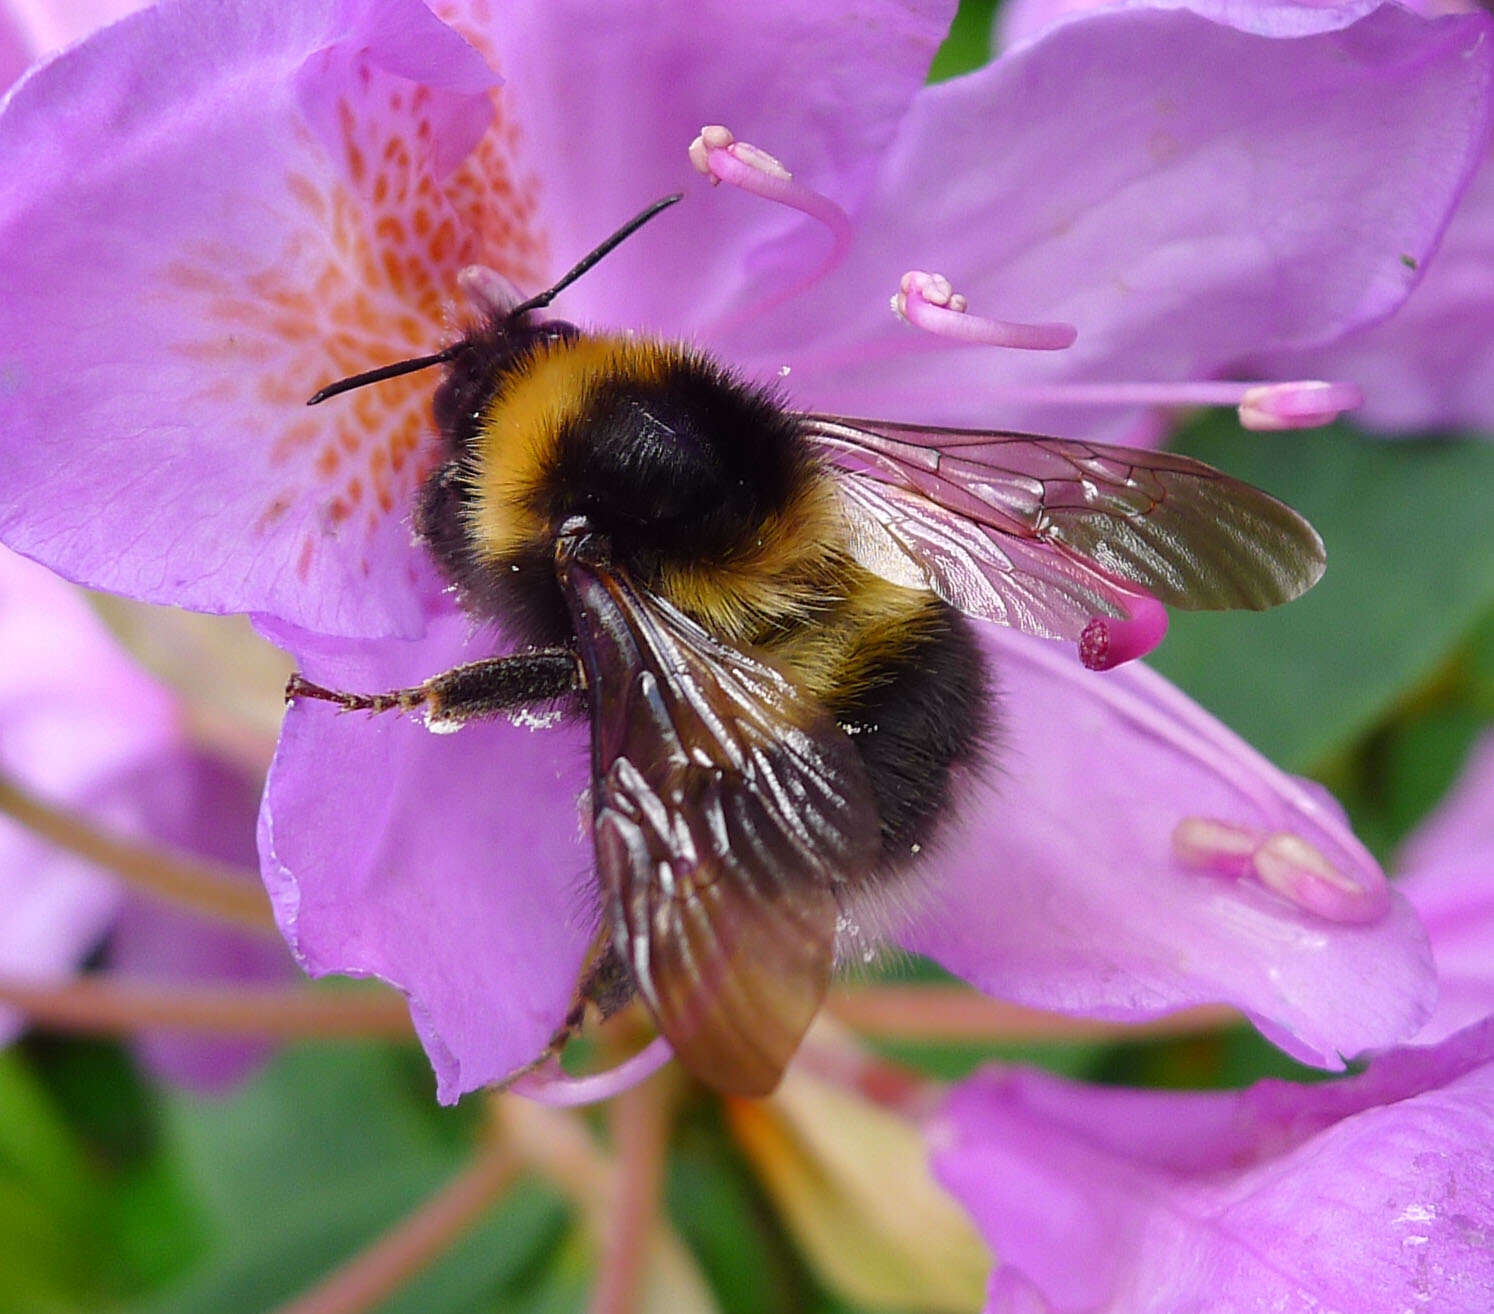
[737,3,1493,436]
[931,1021,1494,1313]
[108,749,293,1095]
[258,613,594,1103]
[1397,733,1494,1045]
[1261,147,1494,433]
[0,0,504,637]
[3,0,149,54]
[0,5,28,89]
[0,548,177,1041]
[457,0,957,336]
[898,625,1434,1065]
[999,0,1391,48]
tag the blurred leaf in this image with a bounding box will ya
[728,1072,990,1313]
[1469,604,1494,701]
[22,1035,157,1170]
[382,1181,570,1314]
[1380,707,1485,842]
[502,1225,593,1314]
[1152,425,1494,773]
[125,1043,566,1314]
[0,1043,210,1310]
[1090,1025,1339,1092]
[928,0,998,81]
[0,1176,89,1314]
[0,1049,91,1216]
[102,1155,211,1296]
[666,1104,806,1314]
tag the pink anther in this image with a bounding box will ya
[892,270,1077,351]
[1172,817,1390,924]
[1079,591,1169,670]
[688,124,852,260]
[1237,381,1364,431]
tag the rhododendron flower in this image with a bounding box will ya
[1397,732,1494,1045]
[1257,144,1494,434]
[929,727,1494,1311]
[999,0,1494,436]
[1255,0,1494,435]
[930,1018,1494,1313]
[0,0,1483,1100]
[0,549,289,1092]
[0,0,148,94]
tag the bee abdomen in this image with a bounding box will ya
[829,597,992,864]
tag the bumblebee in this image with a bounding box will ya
[291,196,1324,1095]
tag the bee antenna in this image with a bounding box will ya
[305,195,682,406]
[306,344,467,406]
[506,193,684,321]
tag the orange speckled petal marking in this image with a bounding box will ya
[430,0,550,287]
[0,0,544,639]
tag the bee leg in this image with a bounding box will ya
[284,649,584,727]
[542,940,636,1052]
[489,933,633,1093]
[577,943,636,1021]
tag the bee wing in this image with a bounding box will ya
[559,540,880,1096]
[802,413,1325,644]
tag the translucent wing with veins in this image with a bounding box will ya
[802,415,1325,669]
[558,531,880,1096]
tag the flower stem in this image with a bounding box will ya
[0,976,413,1038]
[795,1034,938,1117]
[589,1076,673,1314]
[826,986,1235,1043]
[494,1095,611,1199]
[0,773,276,931]
[498,1087,708,1302]
[269,1114,520,1314]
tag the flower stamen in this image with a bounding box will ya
[509,1034,675,1108]
[1172,817,1390,923]
[0,975,414,1037]
[1237,380,1364,431]
[1079,590,1169,670]
[689,124,853,263]
[891,378,1359,430]
[0,772,276,932]
[892,270,1077,351]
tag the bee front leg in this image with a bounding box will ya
[285,649,584,728]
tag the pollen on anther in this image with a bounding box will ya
[892,269,1076,351]
[1079,593,1168,669]
[687,123,850,258]
[1237,380,1363,431]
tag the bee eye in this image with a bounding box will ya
[535,320,579,344]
